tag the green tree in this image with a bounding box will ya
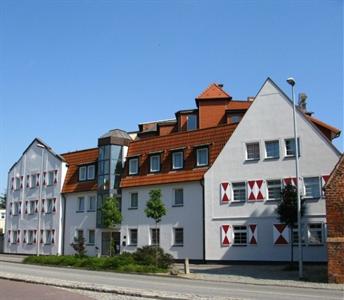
[101,196,122,256]
[144,189,167,265]
[0,192,7,209]
[276,184,306,266]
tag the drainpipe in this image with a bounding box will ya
[61,194,66,255]
[200,179,205,263]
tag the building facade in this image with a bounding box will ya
[325,155,344,283]
[5,139,67,255]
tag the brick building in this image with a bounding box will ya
[325,154,344,283]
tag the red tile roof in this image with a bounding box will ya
[120,123,237,188]
[226,101,252,111]
[196,83,231,100]
[61,148,98,193]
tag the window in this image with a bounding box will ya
[88,230,95,245]
[267,180,282,200]
[265,140,280,159]
[77,197,85,212]
[47,171,54,186]
[129,229,138,246]
[76,229,83,240]
[196,147,208,167]
[150,154,161,173]
[232,182,246,202]
[46,198,53,214]
[285,138,300,157]
[1,212,5,219]
[12,231,17,244]
[128,158,139,175]
[292,226,306,245]
[30,174,37,188]
[231,114,242,123]
[87,165,95,180]
[303,177,321,199]
[246,142,260,160]
[308,223,323,245]
[15,177,20,190]
[130,192,138,209]
[187,114,197,131]
[173,189,184,206]
[172,151,183,170]
[13,202,19,215]
[233,225,247,246]
[173,228,184,246]
[27,230,33,244]
[150,228,160,245]
[88,196,96,211]
[79,166,87,181]
[29,201,35,214]
[45,230,52,244]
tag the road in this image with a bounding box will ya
[0,261,342,300]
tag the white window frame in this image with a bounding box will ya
[77,197,85,212]
[129,228,138,246]
[46,198,53,214]
[150,154,161,173]
[87,165,95,180]
[129,192,138,209]
[232,182,246,202]
[186,114,197,131]
[266,179,282,201]
[47,171,54,186]
[233,225,247,246]
[30,174,37,188]
[150,228,160,245]
[88,196,96,212]
[88,229,95,245]
[45,230,52,245]
[173,188,184,207]
[246,142,260,161]
[173,228,184,246]
[307,223,324,245]
[172,151,183,170]
[79,166,87,181]
[196,147,208,167]
[303,177,321,199]
[128,158,139,175]
[285,138,300,157]
[15,177,20,190]
[265,140,280,159]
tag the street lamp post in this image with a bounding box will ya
[286,77,303,279]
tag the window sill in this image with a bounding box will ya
[231,200,245,204]
[127,244,137,247]
[244,159,259,163]
[171,167,184,171]
[44,243,51,245]
[264,157,280,161]
[86,243,95,246]
[232,244,247,247]
[307,243,324,246]
[195,164,209,168]
[302,197,321,201]
[76,211,85,213]
[172,204,184,207]
[87,210,96,212]
[45,212,52,215]
[265,199,281,202]
[172,244,184,247]
[128,207,138,210]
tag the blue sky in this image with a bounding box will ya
[0,0,343,193]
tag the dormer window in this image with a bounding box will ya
[172,151,183,170]
[150,154,161,173]
[128,157,139,175]
[79,164,96,181]
[187,115,197,131]
[196,147,209,167]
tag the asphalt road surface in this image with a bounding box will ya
[0,261,343,300]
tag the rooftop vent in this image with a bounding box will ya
[298,93,307,112]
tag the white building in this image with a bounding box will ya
[204,78,341,262]
[5,138,67,255]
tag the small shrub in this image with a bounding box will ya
[70,236,87,257]
[133,246,173,269]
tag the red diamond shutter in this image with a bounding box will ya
[321,175,330,196]
[8,230,11,243]
[18,202,21,215]
[17,230,20,243]
[43,172,46,186]
[20,176,23,189]
[26,175,30,188]
[33,230,37,243]
[11,177,14,190]
[273,224,289,245]
[41,199,45,213]
[221,224,233,246]
[220,182,230,204]
[248,224,258,245]
[52,198,56,212]
[25,201,28,214]
[40,230,43,244]
[10,203,12,215]
[36,173,40,186]
[52,229,55,244]
[23,230,26,243]
[35,200,38,213]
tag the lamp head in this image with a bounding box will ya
[287,77,296,86]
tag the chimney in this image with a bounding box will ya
[218,83,224,88]
[298,93,308,112]
[247,96,255,102]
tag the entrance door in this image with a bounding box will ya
[101,231,121,256]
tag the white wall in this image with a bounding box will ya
[121,182,204,260]
[5,140,66,255]
[204,79,340,262]
[64,191,98,256]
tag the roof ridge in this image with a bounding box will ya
[196,83,231,100]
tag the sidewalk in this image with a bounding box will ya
[0,253,27,263]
